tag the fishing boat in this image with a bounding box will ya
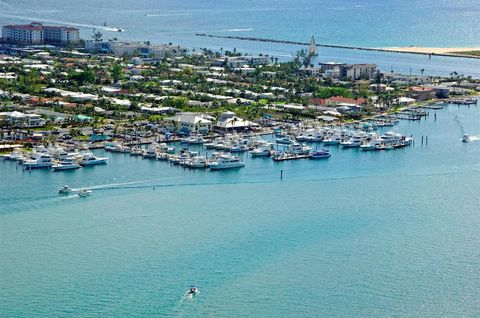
[22,153,53,169]
[462,133,470,142]
[309,149,331,159]
[52,156,81,171]
[80,152,108,166]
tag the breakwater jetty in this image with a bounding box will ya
[196,33,480,60]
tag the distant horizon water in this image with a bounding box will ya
[3,0,480,76]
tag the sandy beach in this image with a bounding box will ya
[383,46,480,57]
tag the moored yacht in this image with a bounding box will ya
[340,135,363,148]
[22,153,53,169]
[209,154,245,170]
[80,152,108,166]
[309,149,331,159]
[52,156,81,171]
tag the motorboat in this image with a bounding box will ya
[1,149,25,161]
[340,135,363,148]
[360,137,383,151]
[309,149,331,159]
[229,144,249,152]
[22,153,53,169]
[209,154,245,170]
[276,136,294,144]
[130,147,144,156]
[77,189,92,197]
[181,134,205,145]
[288,143,311,155]
[58,185,73,194]
[462,133,470,143]
[186,286,199,297]
[142,145,158,159]
[250,144,273,157]
[52,156,81,171]
[322,135,341,145]
[380,131,412,146]
[187,156,209,169]
[80,152,108,166]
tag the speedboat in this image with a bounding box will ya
[77,189,92,197]
[186,286,199,297]
[22,153,53,169]
[80,152,108,166]
[209,154,245,170]
[52,156,81,171]
[276,136,294,145]
[462,133,470,143]
[309,149,331,159]
[58,185,73,194]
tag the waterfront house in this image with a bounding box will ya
[215,111,259,132]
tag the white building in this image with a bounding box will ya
[85,41,187,58]
[165,113,214,134]
[0,111,46,128]
[2,23,79,45]
[225,56,270,68]
[340,64,377,80]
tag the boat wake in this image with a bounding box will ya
[0,13,124,32]
[219,28,254,32]
[145,13,192,17]
[453,115,465,135]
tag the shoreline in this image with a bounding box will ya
[196,34,480,60]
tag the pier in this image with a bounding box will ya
[196,33,480,60]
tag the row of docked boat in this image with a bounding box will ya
[1,146,108,170]
[277,129,413,151]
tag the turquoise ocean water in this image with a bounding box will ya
[1,103,480,316]
[3,0,480,76]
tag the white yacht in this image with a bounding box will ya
[340,135,363,148]
[22,153,53,169]
[322,135,342,145]
[380,131,412,145]
[80,152,108,166]
[187,156,209,169]
[360,137,383,151]
[288,143,311,155]
[276,136,294,144]
[182,134,205,145]
[52,156,81,171]
[1,149,25,161]
[250,144,274,157]
[209,155,245,170]
[309,149,331,159]
[229,144,249,152]
[143,145,158,158]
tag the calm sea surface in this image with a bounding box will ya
[2,0,480,76]
[1,103,480,317]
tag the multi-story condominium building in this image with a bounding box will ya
[84,40,187,58]
[1,23,80,45]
